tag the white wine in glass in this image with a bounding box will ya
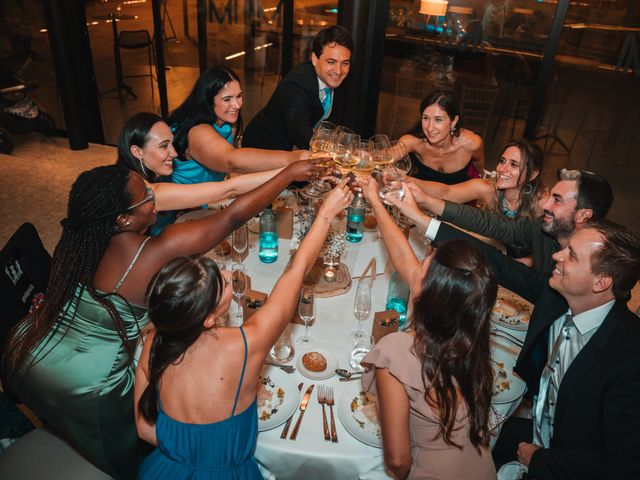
[231,263,247,322]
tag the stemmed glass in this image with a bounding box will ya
[296,286,316,348]
[352,279,371,339]
[316,120,336,131]
[303,128,336,198]
[352,140,375,184]
[232,224,248,263]
[231,263,247,323]
[371,134,394,173]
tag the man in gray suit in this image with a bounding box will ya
[407,168,613,273]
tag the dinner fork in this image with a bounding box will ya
[490,329,524,348]
[317,386,331,441]
[327,387,338,443]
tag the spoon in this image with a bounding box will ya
[335,369,363,381]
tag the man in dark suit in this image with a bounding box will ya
[243,25,353,151]
[406,168,613,273]
[388,185,640,479]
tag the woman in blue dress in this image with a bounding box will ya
[167,66,307,185]
[134,180,354,479]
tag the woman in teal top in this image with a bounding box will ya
[134,181,354,479]
[116,112,286,235]
[167,66,308,186]
[3,161,323,479]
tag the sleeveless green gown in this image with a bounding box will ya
[12,286,149,479]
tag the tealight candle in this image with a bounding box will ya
[323,266,337,282]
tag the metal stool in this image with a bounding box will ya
[118,30,156,98]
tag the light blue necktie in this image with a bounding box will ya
[533,313,573,447]
[321,87,332,120]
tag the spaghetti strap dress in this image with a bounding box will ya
[11,237,152,479]
[138,326,262,479]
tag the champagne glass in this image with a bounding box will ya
[232,224,248,262]
[231,263,247,323]
[296,286,316,347]
[351,280,371,339]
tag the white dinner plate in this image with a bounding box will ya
[491,290,533,332]
[491,348,526,404]
[337,381,383,448]
[296,348,338,380]
[257,365,299,431]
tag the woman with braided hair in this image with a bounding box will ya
[2,159,322,479]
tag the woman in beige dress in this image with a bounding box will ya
[360,177,498,480]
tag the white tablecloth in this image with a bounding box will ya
[183,210,527,480]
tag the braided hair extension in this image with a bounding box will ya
[4,165,137,381]
[138,255,224,423]
[410,240,497,451]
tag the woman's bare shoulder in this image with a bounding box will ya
[459,129,484,151]
[399,133,421,150]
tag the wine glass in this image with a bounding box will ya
[352,280,371,339]
[353,140,375,181]
[303,128,336,198]
[371,135,395,172]
[296,286,316,347]
[232,224,248,262]
[316,120,336,131]
[231,263,247,323]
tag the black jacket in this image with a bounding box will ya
[243,62,348,151]
[434,223,640,480]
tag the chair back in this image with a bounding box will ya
[0,223,51,350]
[118,30,153,49]
[459,85,498,139]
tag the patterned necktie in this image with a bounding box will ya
[533,313,574,446]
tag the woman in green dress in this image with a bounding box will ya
[2,160,321,479]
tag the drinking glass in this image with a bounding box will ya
[232,224,248,262]
[303,128,336,198]
[231,263,247,323]
[269,324,295,363]
[336,130,360,152]
[371,134,394,172]
[388,140,411,173]
[351,279,371,339]
[316,120,336,131]
[296,286,316,348]
[379,166,405,204]
[211,239,230,271]
[349,335,374,372]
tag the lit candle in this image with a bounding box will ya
[324,266,337,282]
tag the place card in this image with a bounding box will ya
[372,310,399,343]
[275,207,294,239]
[243,289,268,322]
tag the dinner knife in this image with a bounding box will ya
[289,384,315,440]
[280,383,303,439]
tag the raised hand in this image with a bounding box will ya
[355,175,380,204]
[319,178,353,218]
[387,183,432,231]
[286,159,326,182]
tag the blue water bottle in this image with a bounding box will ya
[385,271,410,329]
[346,192,365,243]
[259,205,278,263]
